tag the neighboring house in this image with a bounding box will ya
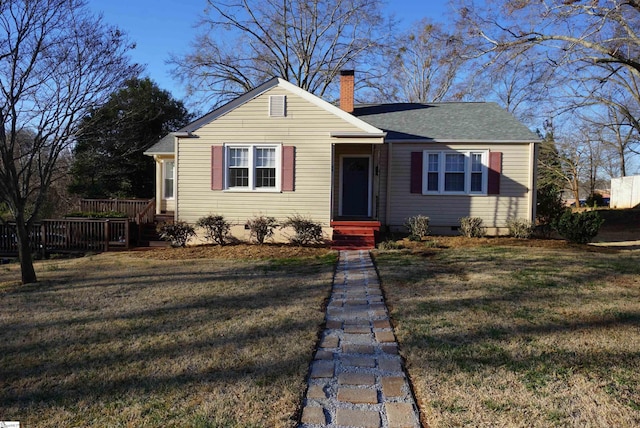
[144,71,539,247]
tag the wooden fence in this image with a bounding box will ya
[80,199,153,220]
[0,218,131,256]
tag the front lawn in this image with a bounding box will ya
[375,241,640,427]
[0,247,336,427]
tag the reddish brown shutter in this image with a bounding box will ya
[410,152,423,194]
[211,145,223,190]
[281,146,295,191]
[488,151,502,195]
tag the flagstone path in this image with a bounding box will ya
[298,250,421,428]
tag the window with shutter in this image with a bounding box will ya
[216,144,292,192]
[420,150,491,195]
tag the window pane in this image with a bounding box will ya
[164,161,174,198]
[229,148,248,167]
[471,153,483,172]
[230,167,249,187]
[427,172,439,191]
[256,167,276,188]
[471,173,482,192]
[256,147,275,167]
[445,172,465,191]
[445,154,465,172]
[428,153,439,171]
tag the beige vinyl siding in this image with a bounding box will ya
[177,87,370,225]
[388,142,534,232]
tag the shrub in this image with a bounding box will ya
[158,221,196,247]
[404,215,430,240]
[246,215,277,244]
[281,215,324,246]
[196,215,231,245]
[586,193,605,207]
[507,218,534,239]
[536,186,567,237]
[553,210,604,244]
[460,216,486,238]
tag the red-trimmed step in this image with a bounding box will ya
[330,220,380,250]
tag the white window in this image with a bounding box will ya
[225,144,281,191]
[423,150,488,195]
[163,160,175,199]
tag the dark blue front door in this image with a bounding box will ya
[342,157,369,217]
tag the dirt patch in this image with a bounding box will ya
[131,243,335,260]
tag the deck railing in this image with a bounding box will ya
[80,199,152,220]
[0,218,130,255]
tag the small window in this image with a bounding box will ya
[444,153,466,192]
[423,150,488,195]
[225,145,281,191]
[163,160,175,199]
[228,147,249,188]
[269,95,286,117]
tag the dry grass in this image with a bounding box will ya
[0,248,337,427]
[374,242,640,428]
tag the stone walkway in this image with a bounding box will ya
[299,250,421,428]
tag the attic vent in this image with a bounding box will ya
[269,95,286,117]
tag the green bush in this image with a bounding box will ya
[404,215,430,240]
[506,218,534,239]
[553,210,604,244]
[246,215,277,244]
[536,186,567,237]
[281,215,324,246]
[196,215,231,245]
[586,193,605,207]
[460,216,486,238]
[158,221,196,247]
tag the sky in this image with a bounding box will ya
[88,0,453,100]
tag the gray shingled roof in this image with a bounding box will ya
[353,102,539,142]
[144,133,176,155]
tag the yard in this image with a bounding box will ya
[0,245,336,427]
[374,238,640,427]
[3,229,640,428]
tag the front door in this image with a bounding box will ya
[341,156,370,217]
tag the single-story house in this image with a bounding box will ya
[144,71,539,247]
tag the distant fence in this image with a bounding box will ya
[0,218,131,256]
[611,176,640,209]
[80,199,153,220]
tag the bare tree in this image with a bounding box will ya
[371,19,468,103]
[0,0,140,284]
[171,0,395,106]
[455,0,640,171]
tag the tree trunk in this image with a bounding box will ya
[15,219,37,284]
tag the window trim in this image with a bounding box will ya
[224,144,282,192]
[162,160,175,200]
[422,150,489,195]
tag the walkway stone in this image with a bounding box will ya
[299,250,421,428]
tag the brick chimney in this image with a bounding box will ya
[339,70,355,113]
